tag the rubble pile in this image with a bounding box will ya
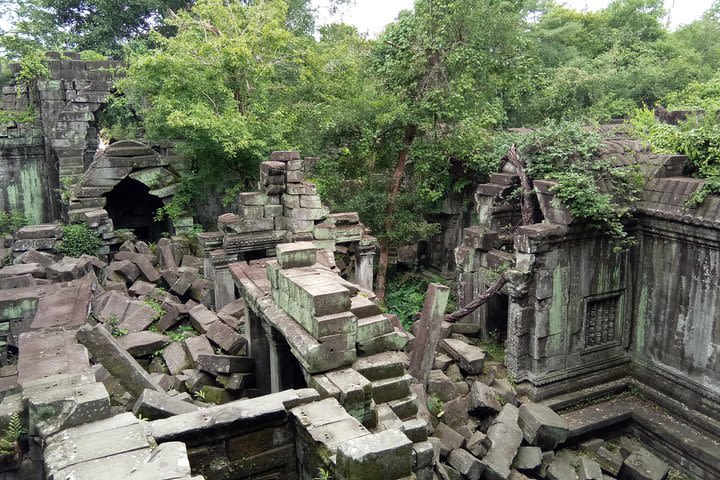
[404,325,675,480]
[0,233,256,417]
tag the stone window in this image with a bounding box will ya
[584,295,619,348]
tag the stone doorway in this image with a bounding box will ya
[103,177,171,242]
[486,291,509,343]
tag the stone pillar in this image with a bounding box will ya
[408,284,450,386]
[197,232,224,280]
[355,236,377,291]
[267,328,296,393]
[246,306,271,395]
[210,249,238,311]
[504,270,532,381]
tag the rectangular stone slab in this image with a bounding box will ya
[76,324,162,397]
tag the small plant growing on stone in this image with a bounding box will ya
[144,299,166,320]
[58,224,101,257]
[136,413,149,422]
[313,467,332,480]
[427,394,444,418]
[194,390,207,402]
[167,324,196,342]
[0,414,24,460]
[107,315,128,337]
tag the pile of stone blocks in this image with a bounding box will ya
[10,224,62,259]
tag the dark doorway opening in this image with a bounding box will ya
[486,292,509,343]
[104,177,171,242]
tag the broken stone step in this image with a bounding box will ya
[352,351,407,381]
[388,393,419,420]
[371,374,413,404]
[356,314,394,343]
[350,295,381,318]
[440,338,486,375]
[197,354,254,375]
[132,388,200,420]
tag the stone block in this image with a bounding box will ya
[335,429,413,480]
[440,338,486,375]
[512,446,542,471]
[578,457,603,480]
[205,320,246,354]
[371,374,412,404]
[0,273,35,289]
[76,324,162,398]
[619,449,670,480]
[356,314,394,343]
[163,341,192,375]
[188,304,217,333]
[27,378,111,438]
[276,242,318,269]
[433,422,465,457]
[270,151,300,162]
[196,354,254,374]
[184,335,214,366]
[518,402,569,450]
[469,380,502,416]
[117,331,169,357]
[132,388,199,420]
[118,302,158,333]
[483,404,523,480]
[352,351,406,381]
[448,449,484,480]
[356,331,408,356]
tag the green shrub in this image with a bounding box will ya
[385,272,457,330]
[0,211,28,237]
[58,224,101,257]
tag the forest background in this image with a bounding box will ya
[2,0,720,303]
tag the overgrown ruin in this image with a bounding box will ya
[0,54,718,480]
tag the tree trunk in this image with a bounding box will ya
[444,273,507,323]
[375,124,418,303]
[506,145,534,226]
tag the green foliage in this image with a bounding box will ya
[312,467,333,480]
[167,324,197,342]
[107,315,128,337]
[686,176,720,208]
[385,273,457,330]
[507,121,643,249]
[58,224,101,257]
[0,414,24,458]
[427,394,444,417]
[143,299,166,320]
[0,211,28,237]
[477,330,506,363]
[0,106,37,125]
[15,48,50,85]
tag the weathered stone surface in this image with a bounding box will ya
[132,388,200,420]
[448,448,484,480]
[518,402,569,450]
[433,422,465,457]
[276,241,317,269]
[76,323,162,397]
[184,335,214,365]
[336,429,413,480]
[512,446,542,471]
[196,354,254,374]
[205,319,245,354]
[117,331,169,357]
[440,338,485,375]
[579,457,603,480]
[110,259,141,283]
[483,404,524,480]
[18,330,90,384]
[469,380,502,416]
[187,304,217,333]
[114,251,160,283]
[25,375,111,438]
[162,341,191,375]
[619,448,670,480]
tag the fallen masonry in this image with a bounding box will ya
[0,147,716,480]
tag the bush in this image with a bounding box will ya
[385,272,457,330]
[58,224,101,257]
[0,211,28,237]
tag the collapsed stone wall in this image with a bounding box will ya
[0,52,121,223]
[454,126,720,425]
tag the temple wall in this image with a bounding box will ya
[632,215,720,417]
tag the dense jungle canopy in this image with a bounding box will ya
[3,0,720,299]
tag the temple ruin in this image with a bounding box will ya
[0,53,717,480]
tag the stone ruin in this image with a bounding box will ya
[0,51,718,480]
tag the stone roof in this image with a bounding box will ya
[639,177,720,227]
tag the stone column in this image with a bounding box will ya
[355,236,377,291]
[246,306,272,395]
[267,328,296,393]
[210,249,238,311]
[197,231,224,281]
